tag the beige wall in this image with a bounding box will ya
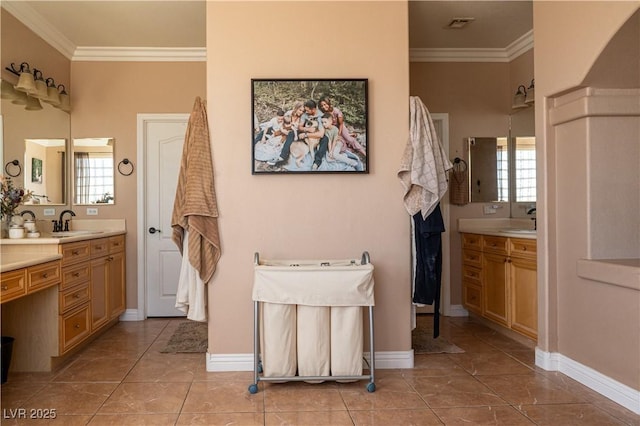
[70,61,206,308]
[206,1,410,353]
[534,1,640,390]
[1,9,70,207]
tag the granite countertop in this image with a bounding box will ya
[1,253,63,273]
[0,229,126,245]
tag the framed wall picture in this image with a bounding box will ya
[252,79,368,174]
[31,157,43,183]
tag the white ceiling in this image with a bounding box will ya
[3,1,533,62]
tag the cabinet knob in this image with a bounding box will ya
[522,246,527,251]
[42,273,49,278]
[73,293,80,299]
[74,324,80,329]
[1,285,8,291]
[73,272,80,277]
[72,250,79,255]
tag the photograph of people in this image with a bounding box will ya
[252,79,368,174]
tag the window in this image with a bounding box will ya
[74,152,114,204]
[515,137,536,202]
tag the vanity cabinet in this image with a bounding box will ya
[58,234,126,353]
[89,235,126,332]
[461,233,537,340]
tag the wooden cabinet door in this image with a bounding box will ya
[510,256,538,339]
[483,252,509,326]
[90,257,109,331]
[108,251,126,319]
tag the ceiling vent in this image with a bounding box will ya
[446,18,475,29]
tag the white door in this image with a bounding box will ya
[138,114,189,317]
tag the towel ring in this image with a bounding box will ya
[4,160,22,177]
[452,157,467,172]
[117,158,134,176]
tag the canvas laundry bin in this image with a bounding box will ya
[252,257,374,384]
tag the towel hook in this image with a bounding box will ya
[117,158,134,176]
[4,160,22,177]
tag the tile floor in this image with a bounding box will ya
[1,315,638,425]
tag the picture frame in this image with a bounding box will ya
[252,78,368,174]
[31,157,43,183]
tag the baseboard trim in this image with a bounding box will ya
[119,309,142,321]
[447,304,469,317]
[206,350,414,372]
[536,348,640,415]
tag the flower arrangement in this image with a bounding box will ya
[1,176,33,220]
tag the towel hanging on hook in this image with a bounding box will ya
[449,157,469,206]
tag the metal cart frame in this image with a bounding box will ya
[248,251,375,394]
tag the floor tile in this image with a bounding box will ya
[411,375,508,408]
[446,350,533,375]
[22,382,118,415]
[432,405,535,425]
[181,381,264,413]
[123,352,202,382]
[98,382,190,414]
[519,403,629,425]
[53,357,137,382]
[265,410,354,425]
[340,377,430,411]
[349,408,443,425]
[88,413,179,425]
[177,412,265,425]
[264,384,347,412]
[477,373,586,406]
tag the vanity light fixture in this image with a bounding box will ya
[512,85,528,109]
[4,62,70,112]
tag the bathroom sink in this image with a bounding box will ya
[51,230,104,237]
[500,229,536,234]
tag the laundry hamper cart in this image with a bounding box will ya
[248,252,375,394]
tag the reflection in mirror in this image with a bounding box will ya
[1,99,70,205]
[468,137,508,203]
[72,138,115,205]
[514,136,536,202]
[24,139,66,204]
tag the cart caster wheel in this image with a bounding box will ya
[248,384,258,394]
[366,382,376,393]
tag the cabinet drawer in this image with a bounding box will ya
[1,269,27,303]
[462,233,482,250]
[510,238,537,259]
[60,242,91,266]
[462,263,482,285]
[61,263,91,291]
[91,238,110,258]
[462,249,482,268]
[59,282,90,313]
[483,236,508,255]
[109,235,125,253]
[27,261,61,292]
[463,283,483,315]
[59,303,91,353]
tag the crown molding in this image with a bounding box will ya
[72,47,206,62]
[2,1,76,60]
[410,30,534,63]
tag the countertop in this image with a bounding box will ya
[1,253,63,273]
[458,218,537,240]
[1,219,126,273]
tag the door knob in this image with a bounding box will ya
[148,227,161,234]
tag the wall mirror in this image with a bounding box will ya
[24,138,66,204]
[467,108,536,204]
[468,136,509,203]
[1,99,70,206]
[72,137,115,205]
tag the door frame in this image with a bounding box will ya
[136,113,190,320]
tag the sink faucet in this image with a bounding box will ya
[55,209,76,232]
[19,210,36,220]
[527,207,537,230]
